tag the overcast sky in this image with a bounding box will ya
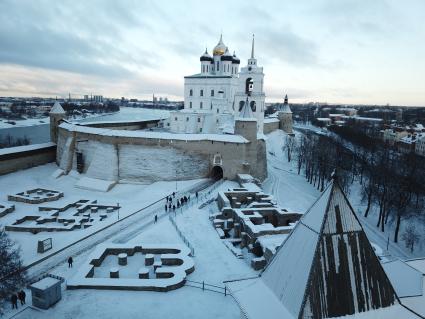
[0,0,424,105]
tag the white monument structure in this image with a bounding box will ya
[167,34,265,134]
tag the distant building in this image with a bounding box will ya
[93,95,103,103]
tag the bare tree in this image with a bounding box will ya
[0,228,26,314]
[401,225,420,253]
[282,135,296,162]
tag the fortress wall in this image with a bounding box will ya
[263,119,280,134]
[57,126,267,182]
[0,143,56,175]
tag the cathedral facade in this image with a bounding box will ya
[166,35,265,134]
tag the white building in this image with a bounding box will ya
[166,35,265,134]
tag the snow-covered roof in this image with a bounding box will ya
[382,259,423,298]
[231,177,410,319]
[59,123,249,143]
[50,101,65,114]
[0,142,56,156]
[263,118,279,123]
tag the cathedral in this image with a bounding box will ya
[166,34,266,134]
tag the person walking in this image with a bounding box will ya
[68,256,73,268]
[172,192,175,198]
[11,294,18,309]
[18,290,26,305]
[154,215,158,223]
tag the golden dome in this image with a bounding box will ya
[213,34,226,56]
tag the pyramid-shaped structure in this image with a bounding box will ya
[278,102,292,114]
[261,178,399,318]
[50,101,65,114]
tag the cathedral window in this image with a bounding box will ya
[197,118,201,123]
[189,89,193,96]
[239,100,245,111]
[200,128,203,132]
[216,61,219,71]
[250,101,256,112]
[211,89,214,97]
[189,101,192,108]
[200,89,203,97]
[186,117,189,121]
[200,102,203,109]
[217,109,219,113]
[175,117,177,121]
[245,78,253,95]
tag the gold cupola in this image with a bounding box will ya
[213,34,226,56]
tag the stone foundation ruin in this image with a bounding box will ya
[8,188,64,204]
[67,244,195,291]
[212,174,302,270]
[5,200,120,233]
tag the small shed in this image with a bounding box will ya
[29,277,62,309]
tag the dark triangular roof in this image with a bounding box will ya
[261,178,399,318]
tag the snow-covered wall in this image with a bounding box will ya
[56,123,267,183]
[0,143,56,175]
[118,145,209,183]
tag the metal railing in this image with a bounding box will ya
[168,214,195,256]
[185,279,227,296]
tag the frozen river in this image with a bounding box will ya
[0,107,170,145]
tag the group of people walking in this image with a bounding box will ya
[164,191,192,213]
[10,290,26,309]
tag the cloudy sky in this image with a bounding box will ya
[0,0,424,105]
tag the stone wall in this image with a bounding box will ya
[0,143,56,175]
[57,125,267,183]
[263,119,280,134]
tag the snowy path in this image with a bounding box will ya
[23,179,215,281]
[173,180,256,285]
[263,130,320,213]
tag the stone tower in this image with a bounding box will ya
[49,101,66,143]
[278,94,293,135]
[234,99,266,180]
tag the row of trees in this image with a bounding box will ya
[62,101,119,115]
[0,134,30,149]
[284,130,425,251]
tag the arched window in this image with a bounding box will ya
[189,89,193,96]
[250,101,256,112]
[200,102,203,109]
[239,101,245,111]
[211,89,214,97]
[245,78,253,95]
[200,89,203,97]
[216,61,219,71]
[189,101,192,108]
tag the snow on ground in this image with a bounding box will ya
[0,117,49,129]
[0,163,204,266]
[263,130,320,213]
[3,180,245,319]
